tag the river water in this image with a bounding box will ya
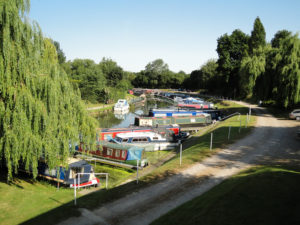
[95,99,172,128]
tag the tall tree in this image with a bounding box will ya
[216,29,249,97]
[239,47,266,98]
[249,17,266,54]
[145,59,169,74]
[274,34,300,107]
[66,59,106,103]
[99,58,124,87]
[0,0,95,179]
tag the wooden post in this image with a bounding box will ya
[74,177,77,206]
[136,160,139,184]
[106,173,108,189]
[210,132,213,150]
[249,106,251,121]
[228,126,231,140]
[179,141,182,166]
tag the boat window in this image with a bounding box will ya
[122,138,128,143]
[122,150,126,158]
[132,138,139,142]
[69,167,83,179]
[153,137,158,140]
[107,148,113,156]
[115,150,120,157]
[132,137,148,142]
[115,137,123,143]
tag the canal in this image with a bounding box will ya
[95,99,172,128]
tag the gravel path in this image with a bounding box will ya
[58,103,300,225]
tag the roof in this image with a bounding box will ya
[116,131,160,138]
[98,141,145,151]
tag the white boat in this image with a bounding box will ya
[114,99,130,112]
[110,131,179,151]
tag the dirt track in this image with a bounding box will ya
[58,103,300,225]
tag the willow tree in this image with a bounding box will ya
[274,34,300,107]
[239,46,267,99]
[0,0,96,179]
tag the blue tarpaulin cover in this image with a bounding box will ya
[127,147,144,160]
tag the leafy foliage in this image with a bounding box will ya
[0,0,95,179]
[187,59,218,91]
[216,29,250,97]
[132,59,187,89]
[249,17,266,53]
[63,58,132,103]
[188,17,300,108]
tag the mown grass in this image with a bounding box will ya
[0,173,76,225]
[151,165,300,225]
[93,163,134,187]
[11,101,256,225]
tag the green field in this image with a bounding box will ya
[151,165,300,225]
[0,174,76,225]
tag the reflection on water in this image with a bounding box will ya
[95,100,172,128]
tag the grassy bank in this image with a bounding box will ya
[142,113,255,183]
[0,173,76,225]
[151,165,300,225]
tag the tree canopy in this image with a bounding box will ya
[0,0,95,179]
[132,59,187,89]
[249,17,266,53]
[186,18,300,108]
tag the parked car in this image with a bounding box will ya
[289,109,300,120]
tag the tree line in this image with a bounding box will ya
[56,55,188,104]
[67,16,297,109]
[187,17,300,108]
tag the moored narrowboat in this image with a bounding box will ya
[98,124,181,141]
[37,158,100,188]
[134,113,212,127]
[149,109,223,121]
[110,131,179,151]
[78,142,148,167]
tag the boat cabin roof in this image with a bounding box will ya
[117,99,127,103]
[116,131,161,139]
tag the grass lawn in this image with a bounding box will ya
[93,163,134,187]
[0,174,76,225]
[0,164,135,225]
[150,165,300,225]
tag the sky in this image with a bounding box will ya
[29,0,300,73]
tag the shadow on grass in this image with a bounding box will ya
[0,169,36,188]
[20,178,151,225]
[150,165,300,225]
